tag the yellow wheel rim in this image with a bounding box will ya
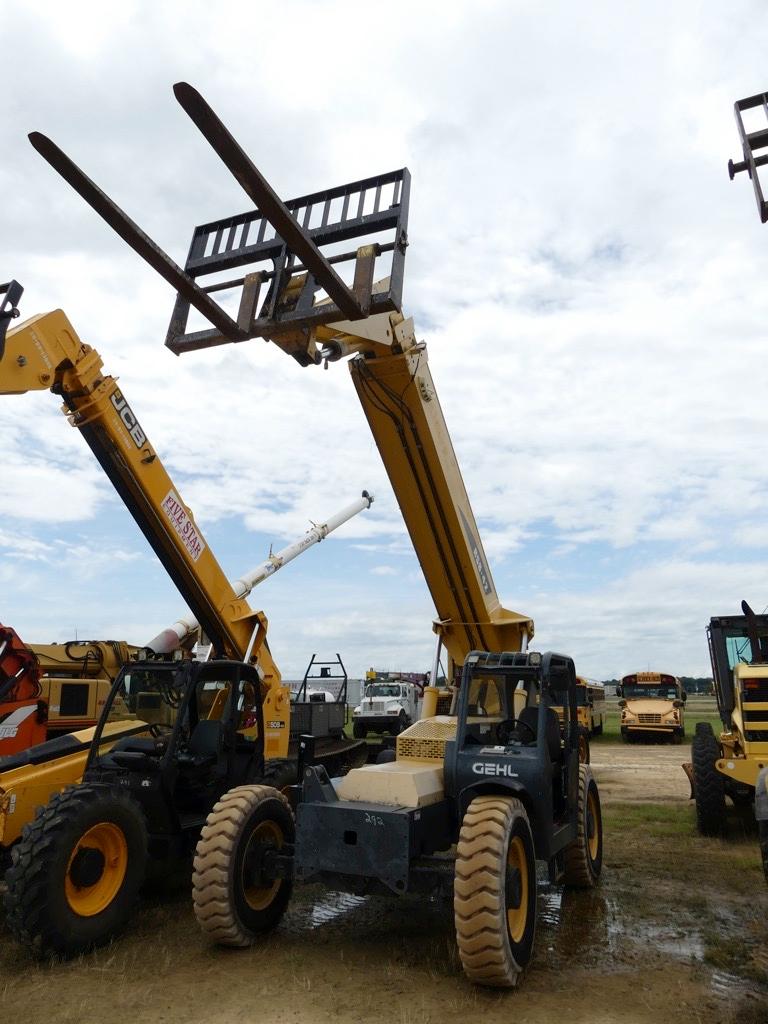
[243,820,283,911]
[506,835,529,944]
[587,788,600,860]
[65,822,128,917]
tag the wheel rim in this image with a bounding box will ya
[65,822,128,917]
[243,820,283,910]
[587,787,600,860]
[505,835,529,944]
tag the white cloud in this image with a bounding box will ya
[3,1,768,676]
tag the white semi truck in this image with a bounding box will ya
[352,674,423,737]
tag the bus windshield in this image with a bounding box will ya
[623,682,678,700]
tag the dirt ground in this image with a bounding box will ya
[1,742,766,1024]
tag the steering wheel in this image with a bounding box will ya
[496,718,537,745]
[148,723,174,738]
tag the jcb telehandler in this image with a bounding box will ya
[5,656,289,957]
[34,81,605,986]
[0,282,366,953]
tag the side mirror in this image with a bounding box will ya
[681,691,687,702]
[615,685,623,697]
[618,698,627,708]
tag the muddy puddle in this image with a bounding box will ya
[276,877,768,1010]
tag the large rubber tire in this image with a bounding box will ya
[692,722,726,837]
[352,721,367,739]
[454,795,536,988]
[577,727,591,765]
[759,820,768,884]
[390,711,408,736]
[4,784,147,958]
[193,785,294,946]
[563,765,603,887]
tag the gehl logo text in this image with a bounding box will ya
[110,390,147,449]
[472,762,518,778]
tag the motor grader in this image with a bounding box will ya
[688,602,768,880]
[33,81,604,986]
[720,88,768,876]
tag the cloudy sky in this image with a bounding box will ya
[2,1,768,681]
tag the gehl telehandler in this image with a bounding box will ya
[0,280,369,954]
[26,82,605,987]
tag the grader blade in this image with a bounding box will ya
[682,761,695,799]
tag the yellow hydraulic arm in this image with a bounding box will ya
[316,317,532,674]
[0,297,290,756]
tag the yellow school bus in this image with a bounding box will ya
[618,671,686,743]
[552,677,606,762]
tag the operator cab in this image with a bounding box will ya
[455,651,575,757]
[449,652,580,841]
[85,659,265,825]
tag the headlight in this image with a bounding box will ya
[387,709,398,715]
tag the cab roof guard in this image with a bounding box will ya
[28,83,410,359]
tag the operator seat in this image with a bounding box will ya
[185,719,223,769]
[515,705,562,762]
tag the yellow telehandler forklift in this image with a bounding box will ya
[687,602,768,879]
[36,82,604,986]
[0,282,366,953]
